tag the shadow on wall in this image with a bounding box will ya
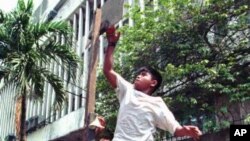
[4,135,16,141]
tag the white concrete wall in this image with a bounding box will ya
[27,107,85,141]
[0,83,16,140]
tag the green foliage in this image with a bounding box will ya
[244,114,250,124]
[96,0,250,136]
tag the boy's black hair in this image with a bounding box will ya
[137,66,162,93]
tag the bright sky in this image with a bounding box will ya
[0,0,18,13]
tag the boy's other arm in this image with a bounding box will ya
[103,26,120,88]
[174,125,202,141]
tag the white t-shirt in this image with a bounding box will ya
[112,74,181,141]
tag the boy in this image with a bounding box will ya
[103,26,202,141]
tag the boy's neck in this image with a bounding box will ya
[140,89,153,96]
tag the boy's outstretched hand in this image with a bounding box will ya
[105,25,120,46]
[174,125,202,141]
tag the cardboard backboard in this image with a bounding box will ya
[101,0,124,26]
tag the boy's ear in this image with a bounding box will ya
[150,80,158,88]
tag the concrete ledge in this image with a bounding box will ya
[27,107,85,141]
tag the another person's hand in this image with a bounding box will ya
[94,116,106,135]
[174,125,202,141]
[106,25,120,46]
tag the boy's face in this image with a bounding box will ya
[133,70,157,93]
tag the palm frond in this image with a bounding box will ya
[0,10,4,23]
[38,41,79,83]
[0,81,16,95]
[46,21,72,35]
[43,69,66,108]
[0,65,9,80]
[17,0,33,15]
[0,41,10,59]
[32,21,72,39]
[30,68,45,100]
[43,41,79,65]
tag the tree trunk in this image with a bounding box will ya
[15,94,27,141]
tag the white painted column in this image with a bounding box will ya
[37,100,42,117]
[60,35,67,117]
[46,61,54,123]
[2,89,6,136]
[5,85,10,135]
[51,59,57,122]
[99,0,105,67]
[73,12,79,112]
[153,0,159,11]
[0,91,2,136]
[12,85,16,134]
[101,0,104,6]
[26,95,30,120]
[51,81,55,122]
[153,0,159,21]
[37,62,43,118]
[6,87,9,135]
[42,70,48,119]
[33,93,38,118]
[139,0,145,16]
[55,34,61,120]
[72,14,77,53]
[128,0,134,27]
[29,98,34,118]
[75,7,84,110]
[82,0,91,107]
[94,0,97,11]
[67,14,77,113]
[68,83,74,113]
[99,36,104,67]
[29,84,36,118]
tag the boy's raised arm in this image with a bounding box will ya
[103,26,120,88]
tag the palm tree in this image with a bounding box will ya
[0,0,79,141]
